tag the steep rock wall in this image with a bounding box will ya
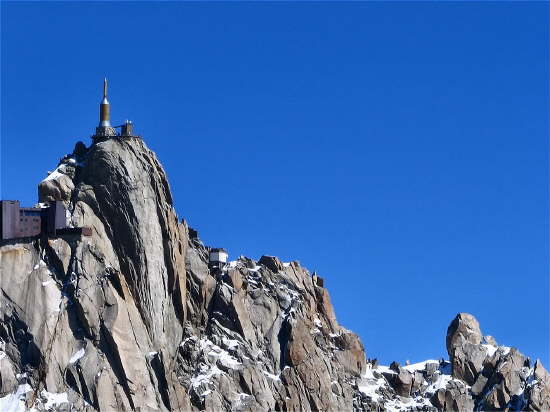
[1,138,366,411]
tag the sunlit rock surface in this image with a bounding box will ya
[1,138,547,411]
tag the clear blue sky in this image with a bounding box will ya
[1,2,548,366]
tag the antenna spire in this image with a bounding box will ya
[99,77,111,127]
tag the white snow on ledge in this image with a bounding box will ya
[190,364,222,397]
[0,387,71,412]
[189,337,243,398]
[358,365,387,403]
[262,366,289,382]
[69,348,85,364]
[402,359,439,372]
[42,166,64,183]
[359,359,465,409]
[262,370,281,382]
[222,337,239,350]
[482,344,497,357]
[482,344,511,358]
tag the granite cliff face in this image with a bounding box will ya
[0,137,548,411]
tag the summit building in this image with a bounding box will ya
[93,78,137,142]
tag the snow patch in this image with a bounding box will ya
[482,344,498,357]
[402,359,439,372]
[375,365,396,375]
[359,360,462,410]
[222,337,239,350]
[384,395,433,411]
[190,364,222,397]
[425,373,453,394]
[217,350,241,369]
[0,383,32,412]
[231,392,254,409]
[40,390,69,409]
[190,337,242,398]
[69,348,85,364]
[262,370,281,382]
[358,365,387,403]
[500,346,511,355]
[42,166,64,183]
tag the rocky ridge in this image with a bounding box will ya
[0,137,548,411]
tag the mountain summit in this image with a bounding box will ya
[0,137,548,411]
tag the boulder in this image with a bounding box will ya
[430,380,474,411]
[38,166,75,202]
[393,368,413,397]
[471,373,488,396]
[258,255,284,272]
[485,381,510,410]
[451,342,487,385]
[446,313,482,359]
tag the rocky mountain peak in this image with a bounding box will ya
[446,313,482,359]
[1,137,548,411]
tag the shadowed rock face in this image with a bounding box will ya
[1,138,548,411]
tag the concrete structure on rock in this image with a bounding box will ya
[209,248,228,276]
[0,200,91,241]
[1,200,43,239]
[93,78,139,142]
[312,271,324,288]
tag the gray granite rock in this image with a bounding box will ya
[1,139,547,412]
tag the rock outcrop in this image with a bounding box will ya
[1,137,548,411]
[354,315,548,412]
[0,137,365,411]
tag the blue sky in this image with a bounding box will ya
[1,2,548,366]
